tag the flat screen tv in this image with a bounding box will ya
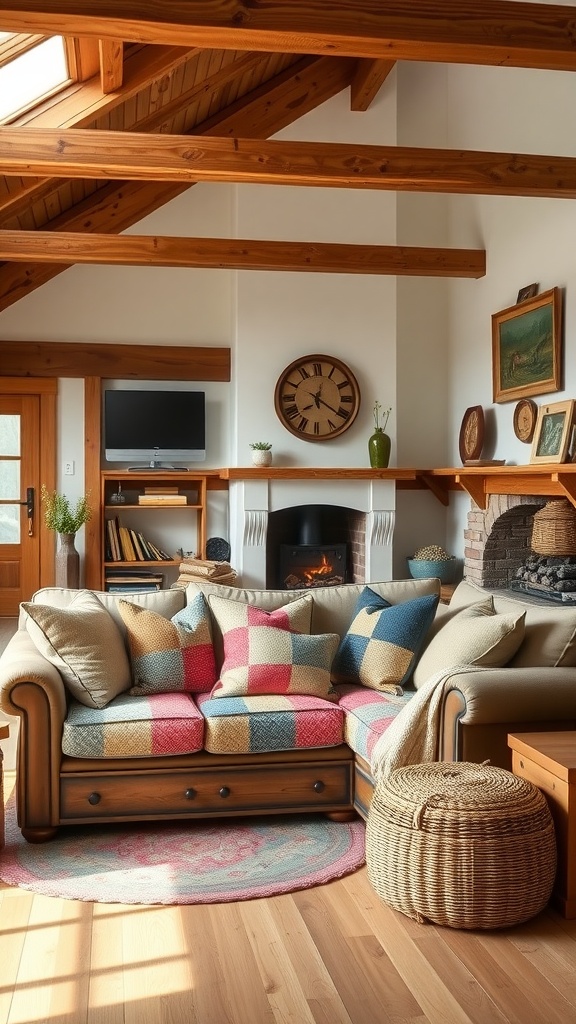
[104,390,206,466]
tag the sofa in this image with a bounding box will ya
[1,576,576,843]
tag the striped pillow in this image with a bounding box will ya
[119,592,217,695]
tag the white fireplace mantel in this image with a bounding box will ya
[227,471,397,588]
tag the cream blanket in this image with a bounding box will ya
[370,664,486,780]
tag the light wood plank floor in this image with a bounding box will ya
[1,766,575,1024]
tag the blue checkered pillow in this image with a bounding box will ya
[331,587,439,694]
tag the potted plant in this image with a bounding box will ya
[249,442,273,467]
[41,486,92,588]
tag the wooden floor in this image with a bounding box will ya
[0,766,574,1024]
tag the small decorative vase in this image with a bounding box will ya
[368,427,391,469]
[251,449,272,467]
[55,532,80,589]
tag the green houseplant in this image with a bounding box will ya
[41,486,92,588]
[249,442,273,467]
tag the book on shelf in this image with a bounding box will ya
[138,494,187,505]
[143,486,180,495]
[106,583,162,593]
[118,525,137,561]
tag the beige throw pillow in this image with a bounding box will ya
[22,590,132,708]
[412,602,526,689]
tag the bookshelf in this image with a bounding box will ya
[100,471,214,591]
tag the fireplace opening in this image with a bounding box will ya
[266,503,362,588]
[279,543,348,589]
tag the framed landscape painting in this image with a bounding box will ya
[492,287,562,403]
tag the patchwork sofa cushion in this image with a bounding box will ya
[62,692,205,758]
[331,587,439,694]
[412,601,526,688]
[118,593,217,695]
[211,623,340,701]
[196,692,344,754]
[22,590,131,708]
[336,683,414,764]
[205,591,313,667]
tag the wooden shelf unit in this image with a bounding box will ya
[100,470,222,591]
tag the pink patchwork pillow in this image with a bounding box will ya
[119,593,217,695]
[207,592,338,700]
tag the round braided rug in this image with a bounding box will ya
[0,799,365,905]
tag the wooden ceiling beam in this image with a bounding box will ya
[1,1,576,71]
[350,59,395,111]
[3,128,576,199]
[0,55,354,310]
[0,230,486,278]
[0,50,266,223]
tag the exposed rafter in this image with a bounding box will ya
[0,55,354,310]
[2,128,576,199]
[0,230,486,278]
[1,1,576,70]
[350,59,395,111]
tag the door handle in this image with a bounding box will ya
[18,487,34,537]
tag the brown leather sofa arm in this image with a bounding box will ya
[0,629,67,840]
[439,666,576,770]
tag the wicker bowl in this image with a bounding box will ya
[407,557,457,584]
[366,761,556,930]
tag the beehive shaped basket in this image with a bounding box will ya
[366,762,556,929]
[531,499,576,556]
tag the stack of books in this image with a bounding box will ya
[105,568,164,593]
[172,557,238,589]
[138,486,187,506]
[106,517,172,563]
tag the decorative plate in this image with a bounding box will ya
[513,398,538,443]
[459,406,484,464]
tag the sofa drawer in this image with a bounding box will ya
[60,760,353,822]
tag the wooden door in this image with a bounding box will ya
[0,394,42,614]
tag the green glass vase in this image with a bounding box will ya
[368,427,391,469]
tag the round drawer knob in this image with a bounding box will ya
[219,786,231,798]
[313,780,325,794]
[87,792,101,805]
[184,788,197,800]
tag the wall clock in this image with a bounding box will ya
[274,354,361,441]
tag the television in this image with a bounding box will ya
[104,389,206,466]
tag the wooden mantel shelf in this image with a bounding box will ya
[218,465,576,510]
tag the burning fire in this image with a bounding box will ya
[303,553,334,584]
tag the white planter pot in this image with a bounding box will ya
[251,449,272,467]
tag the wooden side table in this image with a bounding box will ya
[0,723,9,850]
[508,732,576,919]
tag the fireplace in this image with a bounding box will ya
[228,475,396,588]
[268,504,352,588]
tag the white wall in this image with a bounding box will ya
[444,61,576,550]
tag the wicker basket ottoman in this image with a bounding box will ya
[366,762,556,929]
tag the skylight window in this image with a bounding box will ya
[0,33,70,123]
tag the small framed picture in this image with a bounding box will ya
[516,283,539,304]
[530,399,575,464]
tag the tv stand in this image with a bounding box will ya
[128,465,189,471]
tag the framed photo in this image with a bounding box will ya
[516,282,539,303]
[530,399,575,464]
[492,287,562,403]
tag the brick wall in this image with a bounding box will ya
[464,494,546,588]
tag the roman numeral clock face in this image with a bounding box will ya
[274,355,361,441]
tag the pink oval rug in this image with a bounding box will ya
[0,799,365,905]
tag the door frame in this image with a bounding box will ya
[0,376,57,591]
